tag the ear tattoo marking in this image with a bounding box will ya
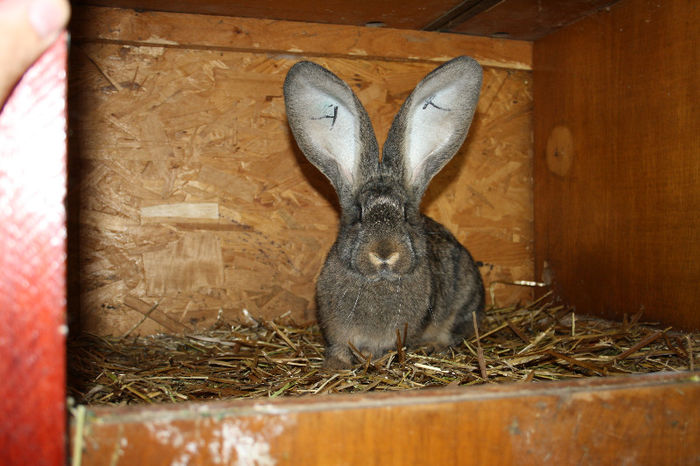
[422,95,451,112]
[311,103,339,129]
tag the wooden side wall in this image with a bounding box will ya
[68,7,534,335]
[533,0,699,330]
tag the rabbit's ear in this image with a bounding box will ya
[284,61,379,206]
[382,56,482,200]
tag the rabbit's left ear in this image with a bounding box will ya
[382,56,482,199]
[284,61,379,208]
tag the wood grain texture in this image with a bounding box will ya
[451,0,619,40]
[70,6,533,70]
[533,0,700,330]
[68,10,534,335]
[75,0,465,30]
[74,0,622,41]
[71,372,700,465]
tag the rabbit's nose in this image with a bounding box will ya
[368,251,400,268]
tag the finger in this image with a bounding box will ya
[0,0,71,105]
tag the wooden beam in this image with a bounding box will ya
[70,6,532,70]
[71,372,700,464]
[423,0,502,32]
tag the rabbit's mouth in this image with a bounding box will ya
[366,269,402,283]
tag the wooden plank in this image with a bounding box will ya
[68,16,534,334]
[0,36,68,466]
[451,0,619,40]
[73,0,465,31]
[533,0,700,331]
[71,372,700,465]
[69,6,533,70]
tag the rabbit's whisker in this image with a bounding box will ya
[396,277,402,316]
[349,282,366,319]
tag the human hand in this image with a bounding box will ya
[0,0,70,105]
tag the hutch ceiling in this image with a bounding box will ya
[74,0,620,41]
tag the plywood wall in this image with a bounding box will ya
[68,7,534,335]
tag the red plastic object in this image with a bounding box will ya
[0,35,68,465]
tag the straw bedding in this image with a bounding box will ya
[67,294,698,405]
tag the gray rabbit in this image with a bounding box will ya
[284,56,485,369]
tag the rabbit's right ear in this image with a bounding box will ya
[284,61,379,206]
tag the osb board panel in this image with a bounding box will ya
[69,20,533,336]
[533,0,700,330]
[72,373,700,465]
[70,6,533,70]
[76,0,465,30]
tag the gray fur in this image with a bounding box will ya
[284,57,485,369]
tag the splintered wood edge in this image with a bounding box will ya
[70,6,533,70]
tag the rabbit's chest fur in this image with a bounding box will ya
[316,251,432,355]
